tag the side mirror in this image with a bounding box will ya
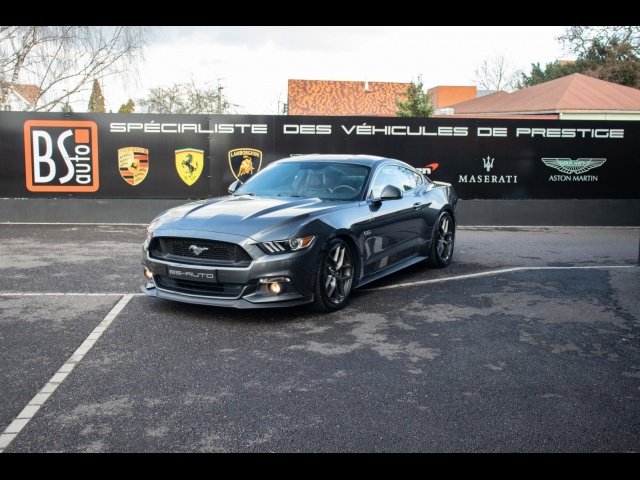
[228,179,241,194]
[380,184,403,200]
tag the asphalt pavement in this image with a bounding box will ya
[0,223,639,453]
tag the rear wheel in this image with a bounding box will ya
[308,238,354,312]
[427,211,455,268]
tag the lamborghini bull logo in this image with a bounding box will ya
[238,157,254,176]
[175,148,204,186]
[229,148,262,184]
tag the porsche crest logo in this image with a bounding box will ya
[229,148,262,184]
[118,147,149,185]
[175,148,204,186]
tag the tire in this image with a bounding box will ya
[427,211,455,268]
[308,238,354,312]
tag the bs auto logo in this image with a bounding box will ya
[24,120,99,192]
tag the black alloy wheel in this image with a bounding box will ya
[309,238,354,312]
[427,211,455,268]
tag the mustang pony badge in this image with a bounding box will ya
[118,147,149,185]
[175,148,204,186]
[229,148,262,184]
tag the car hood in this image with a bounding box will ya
[152,195,355,241]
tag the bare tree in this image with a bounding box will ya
[473,53,522,92]
[0,26,157,111]
[554,26,640,88]
[138,83,186,114]
[138,76,239,114]
[557,26,640,58]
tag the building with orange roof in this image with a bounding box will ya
[1,82,40,111]
[287,74,640,121]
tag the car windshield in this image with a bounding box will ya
[234,161,370,200]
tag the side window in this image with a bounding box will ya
[369,165,419,198]
[395,166,419,191]
[369,167,394,198]
[411,169,425,187]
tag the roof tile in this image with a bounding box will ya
[449,73,640,114]
[288,79,409,116]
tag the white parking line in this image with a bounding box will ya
[0,293,136,453]
[0,265,637,452]
[362,265,638,291]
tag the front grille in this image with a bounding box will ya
[149,237,252,266]
[154,275,247,297]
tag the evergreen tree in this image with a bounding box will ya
[395,75,434,117]
[88,79,106,112]
[518,60,582,88]
[118,99,135,113]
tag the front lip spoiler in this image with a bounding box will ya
[140,284,313,310]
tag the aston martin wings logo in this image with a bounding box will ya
[175,148,204,186]
[229,148,262,183]
[541,158,606,175]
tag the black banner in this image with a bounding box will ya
[1,112,637,200]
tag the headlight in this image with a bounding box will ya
[144,217,162,247]
[145,209,186,243]
[258,235,316,254]
[146,217,162,236]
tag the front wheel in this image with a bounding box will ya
[308,238,354,312]
[427,211,455,268]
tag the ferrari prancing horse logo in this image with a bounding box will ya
[175,148,204,186]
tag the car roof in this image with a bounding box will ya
[277,154,409,167]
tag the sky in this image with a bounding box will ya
[104,26,574,115]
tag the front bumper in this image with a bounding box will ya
[140,281,313,309]
[141,246,319,309]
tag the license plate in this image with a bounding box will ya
[167,267,217,283]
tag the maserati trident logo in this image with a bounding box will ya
[483,156,495,172]
[189,245,209,256]
[457,155,518,184]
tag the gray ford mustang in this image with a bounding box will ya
[141,154,457,312]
